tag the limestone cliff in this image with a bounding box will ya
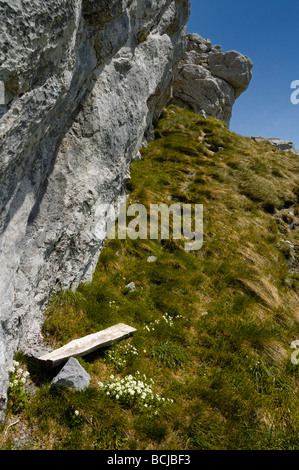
[0,0,190,419]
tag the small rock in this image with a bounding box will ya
[124,281,136,292]
[251,137,296,152]
[51,357,90,391]
[147,256,157,263]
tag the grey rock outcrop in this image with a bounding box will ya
[252,137,299,155]
[124,282,136,293]
[172,33,253,125]
[0,0,191,420]
[51,357,90,391]
[0,3,254,421]
[147,256,157,262]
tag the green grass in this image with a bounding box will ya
[1,105,299,450]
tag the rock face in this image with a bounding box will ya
[172,33,253,125]
[0,0,191,420]
[252,137,299,155]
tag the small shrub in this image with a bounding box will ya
[105,342,139,371]
[206,116,226,127]
[65,408,84,428]
[98,372,173,416]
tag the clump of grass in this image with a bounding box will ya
[151,341,190,370]
[134,415,168,442]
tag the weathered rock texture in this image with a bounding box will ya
[172,33,253,125]
[0,0,190,420]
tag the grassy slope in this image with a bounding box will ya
[1,105,299,450]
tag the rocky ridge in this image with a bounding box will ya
[0,1,254,420]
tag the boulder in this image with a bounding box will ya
[51,357,90,391]
[172,34,253,125]
[208,50,253,99]
[173,63,235,125]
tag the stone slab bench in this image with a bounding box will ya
[38,323,136,368]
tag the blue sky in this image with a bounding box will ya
[187,0,299,148]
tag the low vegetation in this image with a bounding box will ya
[1,105,299,450]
